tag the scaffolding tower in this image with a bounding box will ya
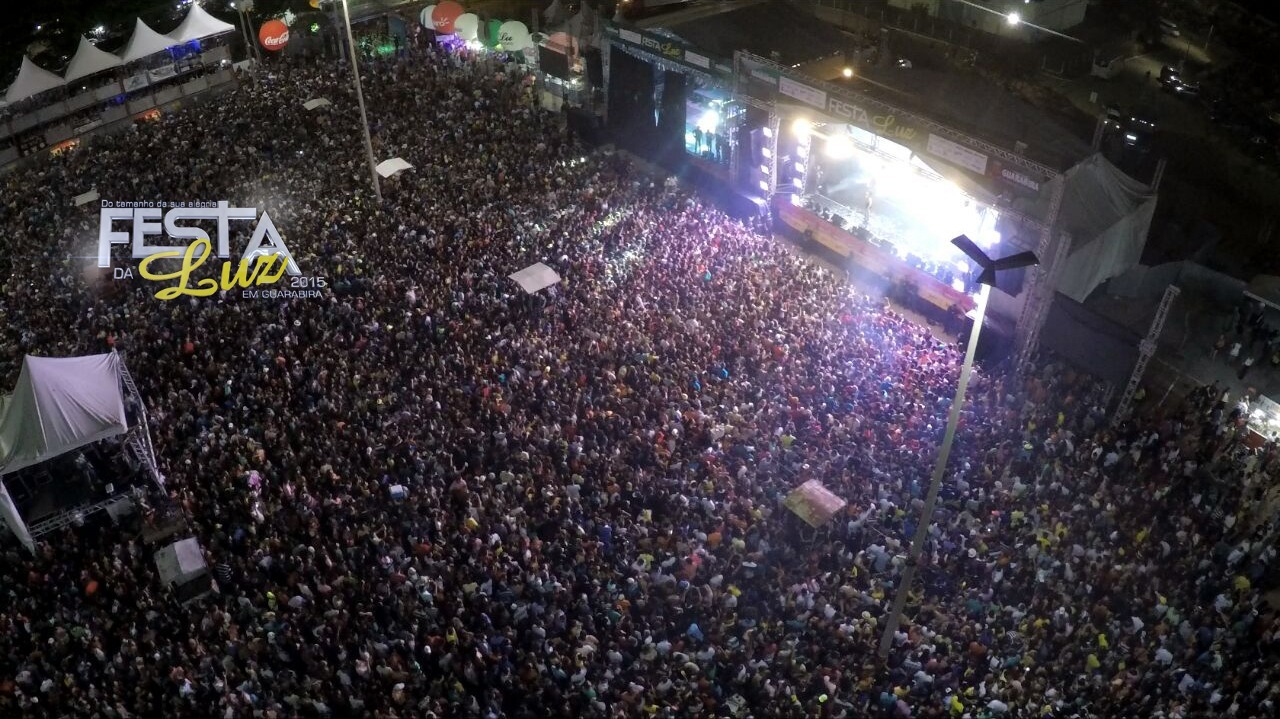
[1112,285,1181,425]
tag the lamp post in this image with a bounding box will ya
[339,0,382,205]
[877,237,1038,660]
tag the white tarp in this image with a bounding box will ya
[0,481,33,552]
[303,98,332,111]
[1051,155,1157,303]
[4,56,65,105]
[154,537,207,585]
[74,189,100,207]
[0,353,128,477]
[510,262,561,294]
[64,37,123,84]
[783,480,848,528]
[119,19,177,64]
[375,157,413,178]
[169,3,237,43]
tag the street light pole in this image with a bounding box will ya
[339,0,383,205]
[877,237,1039,660]
[877,282,989,659]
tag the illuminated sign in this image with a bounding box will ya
[97,201,322,301]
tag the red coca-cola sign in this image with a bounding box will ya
[259,20,290,52]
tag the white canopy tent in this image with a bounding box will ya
[303,98,332,111]
[509,262,562,294]
[1046,155,1158,303]
[0,353,129,478]
[169,3,237,43]
[63,36,123,84]
[154,537,208,586]
[4,56,65,105]
[375,157,414,178]
[119,19,178,64]
[0,353,129,551]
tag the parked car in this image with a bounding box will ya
[1128,110,1158,132]
[1104,104,1124,130]
[1163,77,1200,98]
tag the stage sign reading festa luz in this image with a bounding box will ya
[775,76,921,146]
[97,201,326,301]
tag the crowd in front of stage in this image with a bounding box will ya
[0,38,1277,719]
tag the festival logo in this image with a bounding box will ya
[97,201,325,301]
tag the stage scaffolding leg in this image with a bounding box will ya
[1014,174,1068,372]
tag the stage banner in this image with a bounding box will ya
[147,65,178,83]
[986,158,1044,195]
[778,76,826,110]
[123,73,150,92]
[926,133,988,175]
[604,23,732,82]
[775,200,976,313]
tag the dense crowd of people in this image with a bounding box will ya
[0,40,1278,719]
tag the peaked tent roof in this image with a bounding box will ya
[0,353,128,477]
[64,36,123,84]
[4,56,65,104]
[169,3,237,43]
[119,19,177,63]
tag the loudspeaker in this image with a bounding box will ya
[584,48,603,88]
[539,47,571,80]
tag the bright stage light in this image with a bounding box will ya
[1007,11,1021,25]
[792,118,813,137]
[842,67,854,79]
[697,109,720,134]
[795,162,805,175]
[760,163,771,175]
[759,179,770,192]
[825,134,855,159]
[763,126,773,139]
[762,147,773,159]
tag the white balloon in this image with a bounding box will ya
[497,20,530,52]
[454,13,480,41]
[420,5,436,29]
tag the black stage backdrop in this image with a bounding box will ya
[607,46,656,153]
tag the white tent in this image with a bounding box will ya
[4,56,65,105]
[0,353,129,477]
[1048,155,1157,303]
[154,537,208,586]
[509,262,561,294]
[0,482,33,552]
[375,157,414,178]
[63,36,123,84]
[303,98,332,111]
[169,3,237,43]
[119,19,178,64]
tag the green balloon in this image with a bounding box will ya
[484,19,503,48]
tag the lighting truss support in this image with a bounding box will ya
[766,114,782,196]
[734,52,1061,180]
[1014,174,1068,371]
[1112,284,1180,425]
[116,352,164,488]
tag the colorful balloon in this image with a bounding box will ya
[419,5,436,29]
[259,20,290,52]
[454,13,480,42]
[432,1,464,35]
[497,20,530,51]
